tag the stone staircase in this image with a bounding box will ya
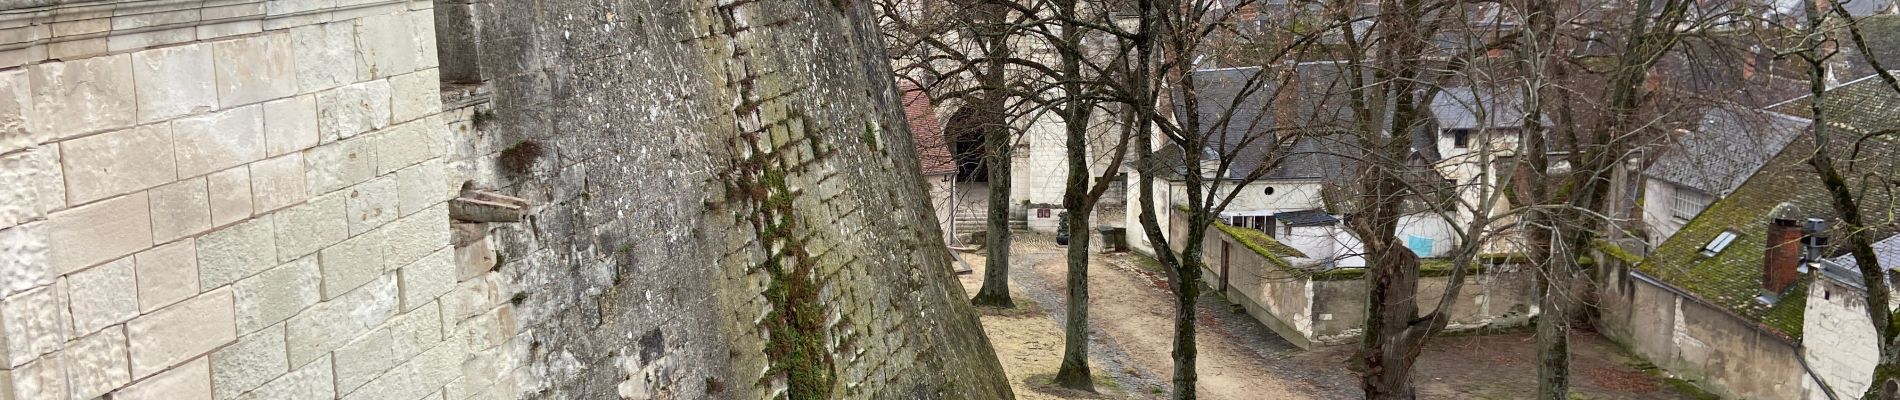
[952,209,1027,233]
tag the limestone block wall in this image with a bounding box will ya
[0,0,511,399]
[1011,115,1067,209]
[1595,261,1811,399]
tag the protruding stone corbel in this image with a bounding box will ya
[449,190,530,223]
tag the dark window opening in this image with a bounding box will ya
[946,106,993,183]
[1450,129,1471,148]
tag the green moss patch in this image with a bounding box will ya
[1212,221,1307,261]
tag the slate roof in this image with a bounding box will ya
[1649,40,1811,109]
[1175,64,1358,182]
[1133,143,1200,180]
[1428,86,1543,130]
[1837,15,1900,82]
[1824,234,1900,278]
[900,84,957,176]
[1638,77,1900,339]
[1275,208,1339,227]
[1645,106,1809,196]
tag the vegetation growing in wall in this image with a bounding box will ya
[1210,220,1498,281]
[746,163,837,398]
[717,111,843,397]
[500,140,545,175]
[1211,221,1306,266]
[1592,239,1643,265]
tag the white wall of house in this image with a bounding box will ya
[1126,177,1330,257]
[1125,174,1178,256]
[1282,224,1368,267]
[925,172,957,242]
[1643,178,1714,246]
[1212,180,1326,214]
[1435,128,1522,163]
[1802,272,1885,399]
[1012,114,1069,209]
[1395,213,1458,258]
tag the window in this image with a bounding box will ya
[1671,187,1712,222]
[1701,230,1739,256]
[1227,216,1272,235]
[1450,129,1471,148]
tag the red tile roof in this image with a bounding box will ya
[900,84,958,175]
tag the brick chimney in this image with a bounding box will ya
[1764,217,1803,293]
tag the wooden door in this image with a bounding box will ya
[1220,241,1231,292]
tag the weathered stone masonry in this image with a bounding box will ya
[2,0,1010,398]
[2,0,484,398]
[446,0,1012,397]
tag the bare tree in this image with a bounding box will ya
[884,0,1145,389]
[1046,1,1140,390]
[880,0,1038,308]
[1105,1,1349,396]
[1786,1,1900,396]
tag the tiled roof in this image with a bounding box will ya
[1638,77,1900,339]
[1838,15,1900,84]
[1826,233,1900,283]
[1645,106,1808,196]
[1649,40,1811,108]
[1274,209,1338,227]
[900,85,957,175]
[1428,86,1542,131]
[1177,65,1358,182]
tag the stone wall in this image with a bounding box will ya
[1802,273,1879,399]
[439,0,1012,398]
[0,0,484,399]
[1596,259,1814,399]
[1193,215,1536,349]
[1,0,1012,398]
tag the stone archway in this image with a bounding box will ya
[946,105,991,183]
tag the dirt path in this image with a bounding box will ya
[960,236,1317,399]
[1020,244,1312,400]
[958,248,1146,399]
[958,235,1703,400]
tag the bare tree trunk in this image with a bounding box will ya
[970,6,1017,307]
[972,104,1016,306]
[1053,0,1099,388]
[1172,258,1202,400]
[1053,114,1096,390]
[1512,0,1571,392]
[1055,207,1095,389]
[1534,263,1570,399]
[1361,243,1423,400]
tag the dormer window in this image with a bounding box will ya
[1701,230,1739,257]
[1671,187,1712,222]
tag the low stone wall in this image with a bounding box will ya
[1595,257,1816,399]
[1195,219,1536,348]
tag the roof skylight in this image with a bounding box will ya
[1701,230,1739,257]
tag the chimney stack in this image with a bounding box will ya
[1764,218,1803,293]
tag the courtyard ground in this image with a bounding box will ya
[956,233,1711,399]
